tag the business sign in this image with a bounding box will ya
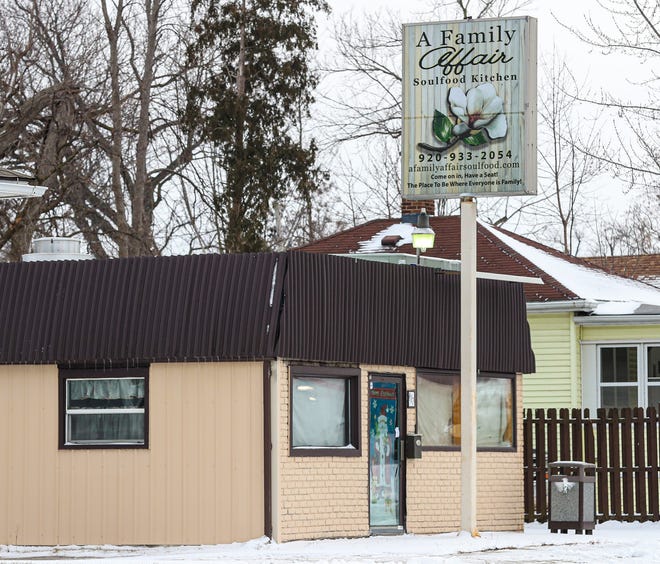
[402,16,537,199]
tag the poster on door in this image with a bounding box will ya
[369,382,399,527]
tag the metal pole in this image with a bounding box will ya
[460,196,478,536]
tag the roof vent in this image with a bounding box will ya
[22,237,94,262]
[381,235,403,247]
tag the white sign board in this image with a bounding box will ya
[402,17,537,199]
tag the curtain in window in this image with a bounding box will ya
[68,378,144,408]
[417,376,456,446]
[67,378,145,443]
[292,377,347,447]
[69,413,144,442]
[418,374,513,448]
[477,377,513,447]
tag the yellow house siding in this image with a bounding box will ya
[528,315,660,412]
[579,322,660,411]
[580,324,660,343]
[0,362,264,546]
[525,312,579,409]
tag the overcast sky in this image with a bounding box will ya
[319,0,641,98]
[312,0,648,235]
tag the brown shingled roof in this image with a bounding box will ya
[585,254,660,286]
[298,216,611,303]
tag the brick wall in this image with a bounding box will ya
[273,363,524,541]
[406,373,524,533]
[401,199,436,217]
[274,361,370,542]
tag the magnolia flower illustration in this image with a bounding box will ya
[449,84,507,139]
[417,83,507,153]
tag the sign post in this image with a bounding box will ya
[401,16,537,536]
[460,195,478,535]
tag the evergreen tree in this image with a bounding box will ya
[187,0,328,253]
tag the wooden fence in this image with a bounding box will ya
[523,407,660,523]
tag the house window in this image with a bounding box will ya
[417,372,515,450]
[290,365,360,456]
[59,368,148,448]
[648,346,660,407]
[599,345,660,409]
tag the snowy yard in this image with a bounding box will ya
[2,521,660,563]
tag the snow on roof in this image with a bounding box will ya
[481,222,660,310]
[357,222,413,253]
[643,276,660,289]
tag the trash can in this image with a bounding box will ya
[548,461,596,535]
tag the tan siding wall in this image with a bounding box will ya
[273,363,524,541]
[0,362,264,546]
[406,374,524,533]
[525,312,578,409]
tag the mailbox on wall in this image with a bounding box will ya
[406,434,422,459]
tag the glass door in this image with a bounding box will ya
[369,375,404,530]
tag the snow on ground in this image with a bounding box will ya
[2,521,660,563]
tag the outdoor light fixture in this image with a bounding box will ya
[411,207,435,264]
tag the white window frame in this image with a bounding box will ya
[60,368,148,448]
[583,341,660,410]
[645,344,660,406]
[597,345,641,408]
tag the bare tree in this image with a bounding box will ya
[0,0,99,260]
[333,137,403,223]
[530,55,607,255]
[318,0,534,234]
[321,12,403,146]
[554,0,660,258]
[560,0,659,188]
[427,0,532,19]
[84,0,197,256]
[589,200,660,257]
[0,0,197,259]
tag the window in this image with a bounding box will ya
[59,367,148,448]
[417,371,515,450]
[290,365,360,456]
[648,346,660,407]
[599,346,638,408]
[598,344,660,409]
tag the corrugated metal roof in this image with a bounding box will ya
[0,252,535,373]
[0,253,281,365]
[276,253,534,373]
